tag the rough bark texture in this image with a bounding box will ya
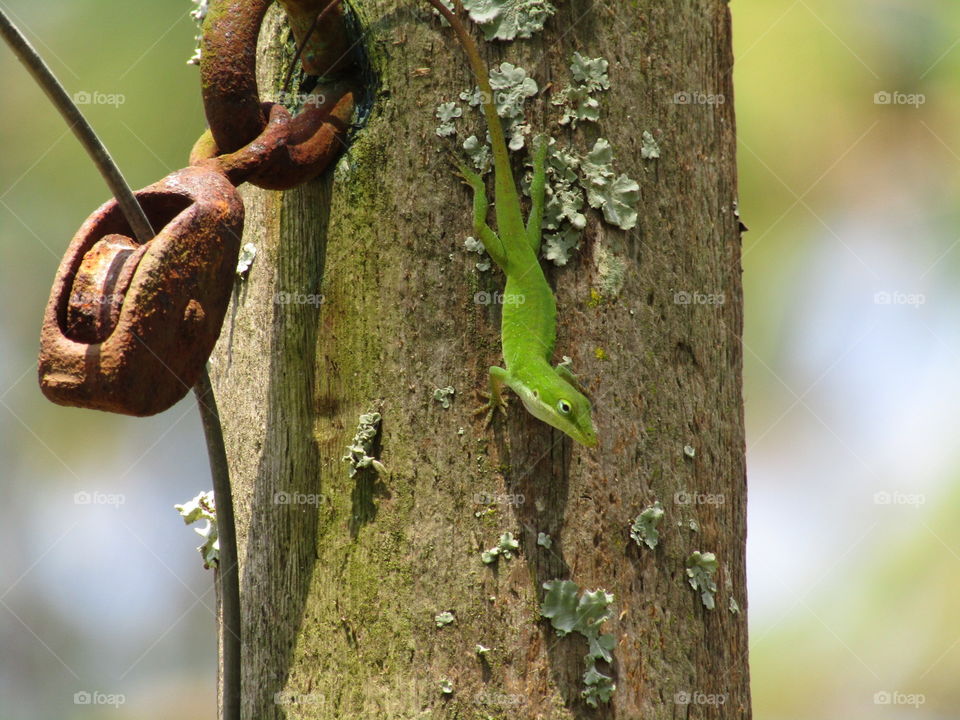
[208,1,748,718]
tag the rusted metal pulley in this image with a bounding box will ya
[39,166,244,416]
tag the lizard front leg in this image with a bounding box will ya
[556,362,590,397]
[472,365,510,427]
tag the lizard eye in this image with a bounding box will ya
[557,400,572,414]
[532,390,540,400]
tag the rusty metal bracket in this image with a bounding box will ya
[277,0,353,77]
[199,0,356,189]
[39,166,244,416]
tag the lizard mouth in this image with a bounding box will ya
[516,389,597,447]
[572,427,599,447]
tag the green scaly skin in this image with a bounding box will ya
[427,0,597,447]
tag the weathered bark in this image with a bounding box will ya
[209,1,748,718]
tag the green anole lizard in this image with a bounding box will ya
[426,0,597,447]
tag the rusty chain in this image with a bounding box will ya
[39,0,358,416]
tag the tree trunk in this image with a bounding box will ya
[208,1,748,718]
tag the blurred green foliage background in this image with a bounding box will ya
[1,0,956,718]
[739,1,960,718]
[0,2,216,719]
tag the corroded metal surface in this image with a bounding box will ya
[277,0,352,77]
[198,0,356,189]
[39,166,244,416]
[199,0,272,154]
[65,233,140,344]
[39,0,359,415]
[190,88,355,190]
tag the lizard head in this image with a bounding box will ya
[517,371,597,447]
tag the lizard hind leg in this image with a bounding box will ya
[525,135,550,253]
[448,153,509,268]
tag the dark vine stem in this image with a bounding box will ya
[0,9,240,720]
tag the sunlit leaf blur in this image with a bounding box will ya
[739,1,960,718]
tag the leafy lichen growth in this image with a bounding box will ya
[542,227,581,266]
[686,551,719,610]
[439,678,454,695]
[433,386,456,409]
[554,84,601,127]
[683,444,696,458]
[342,412,387,477]
[236,242,257,277]
[446,0,557,41]
[593,173,640,230]
[541,580,616,707]
[570,52,610,92]
[641,130,661,159]
[462,134,491,171]
[537,532,553,549]
[481,531,520,564]
[435,101,463,137]
[553,53,609,127]
[630,501,664,550]
[581,139,639,230]
[435,610,456,627]
[583,664,616,707]
[175,491,218,569]
[433,49,639,270]
[462,62,538,150]
[464,235,491,271]
[186,0,209,65]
